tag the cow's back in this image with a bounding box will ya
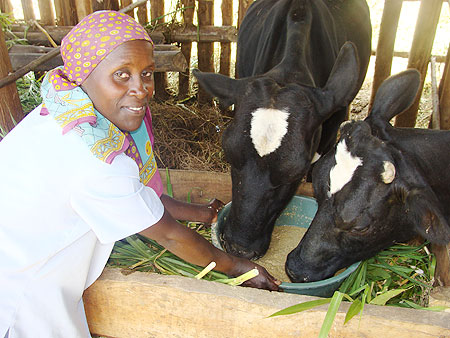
[236,0,371,89]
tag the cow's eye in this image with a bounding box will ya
[349,223,370,234]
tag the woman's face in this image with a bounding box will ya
[81,39,155,132]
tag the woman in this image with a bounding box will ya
[0,11,279,338]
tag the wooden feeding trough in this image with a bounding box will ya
[83,169,450,338]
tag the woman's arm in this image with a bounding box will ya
[139,209,280,291]
[160,194,223,224]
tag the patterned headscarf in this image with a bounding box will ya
[40,10,163,196]
[50,10,153,91]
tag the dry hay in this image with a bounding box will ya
[150,99,232,173]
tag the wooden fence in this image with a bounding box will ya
[0,0,449,132]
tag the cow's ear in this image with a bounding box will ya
[192,69,238,108]
[321,41,360,112]
[368,69,420,124]
[406,189,450,245]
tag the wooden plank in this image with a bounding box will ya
[394,0,443,128]
[20,0,35,21]
[0,27,23,137]
[197,0,215,105]
[75,0,92,21]
[0,0,14,17]
[83,268,450,338]
[150,0,169,100]
[178,0,195,99]
[158,169,314,204]
[7,45,188,73]
[369,0,403,112]
[220,0,232,77]
[120,0,134,17]
[37,0,55,26]
[439,44,450,130]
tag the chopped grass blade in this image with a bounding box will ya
[318,291,344,338]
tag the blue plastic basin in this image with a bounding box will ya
[211,195,360,298]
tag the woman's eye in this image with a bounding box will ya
[142,71,153,79]
[114,71,129,79]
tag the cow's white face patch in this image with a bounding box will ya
[250,108,290,157]
[328,139,363,197]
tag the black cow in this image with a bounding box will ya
[286,69,450,282]
[193,0,372,259]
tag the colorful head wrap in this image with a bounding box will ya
[52,10,153,91]
[40,10,163,196]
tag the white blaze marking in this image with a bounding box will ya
[250,108,290,157]
[328,139,363,197]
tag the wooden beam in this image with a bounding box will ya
[0,27,23,137]
[394,0,443,128]
[178,0,195,99]
[3,45,187,88]
[83,268,450,338]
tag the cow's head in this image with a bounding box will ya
[286,69,450,282]
[193,42,360,259]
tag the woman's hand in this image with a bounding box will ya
[206,198,225,224]
[228,257,281,291]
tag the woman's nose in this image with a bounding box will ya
[129,77,149,98]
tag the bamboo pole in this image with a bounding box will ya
[53,0,63,25]
[20,0,35,21]
[369,0,402,112]
[430,56,441,129]
[178,0,195,99]
[120,0,134,17]
[0,27,23,137]
[150,0,169,100]
[394,0,443,127]
[197,0,214,105]
[37,0,55,26]
[438,44,450,130]
[220,0,232,77]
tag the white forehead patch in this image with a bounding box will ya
[250,108,290,157]
[328,139,363,197]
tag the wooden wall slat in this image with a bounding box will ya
[75,0,92,21]
[120,0,134,17]
[37,0,55,26]
[439,44,450,130]
[219,0,232,77]
[369,0,403,112]
[394,0,444,127]
[0,27,23,137]
[197,0,214,104]
[0,0,14,17]
[178,0,195,99]
[20,0,35,21]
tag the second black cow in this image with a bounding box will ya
[286,69,450,282]
[194,0,372,259]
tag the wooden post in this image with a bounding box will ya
[76,0,93,21]
[150,0,169,100]
[37,0,55,26]
[120,0,134,17]
[438,44,450,130]
[136,1,148,24]
[0,27,23,137]
[369,0,402,112]
[20,0,35,21]
[91,0,119,11]
[237,0,251,28]
[178,0,195,99]
[220,0,232,77]
[53,0,63,25]
[197,0,214,105]
[394,0,443,128]
[0,0,14,17]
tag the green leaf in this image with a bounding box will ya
[370,288,407,306]
[344,299,363,324]
[165,168,173,197]
[402,300,449,312]
[319,291,344,338]
[268,298,331,317]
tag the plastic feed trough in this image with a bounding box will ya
[211,195,360,298]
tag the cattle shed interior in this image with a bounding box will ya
[0,0,449,337]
